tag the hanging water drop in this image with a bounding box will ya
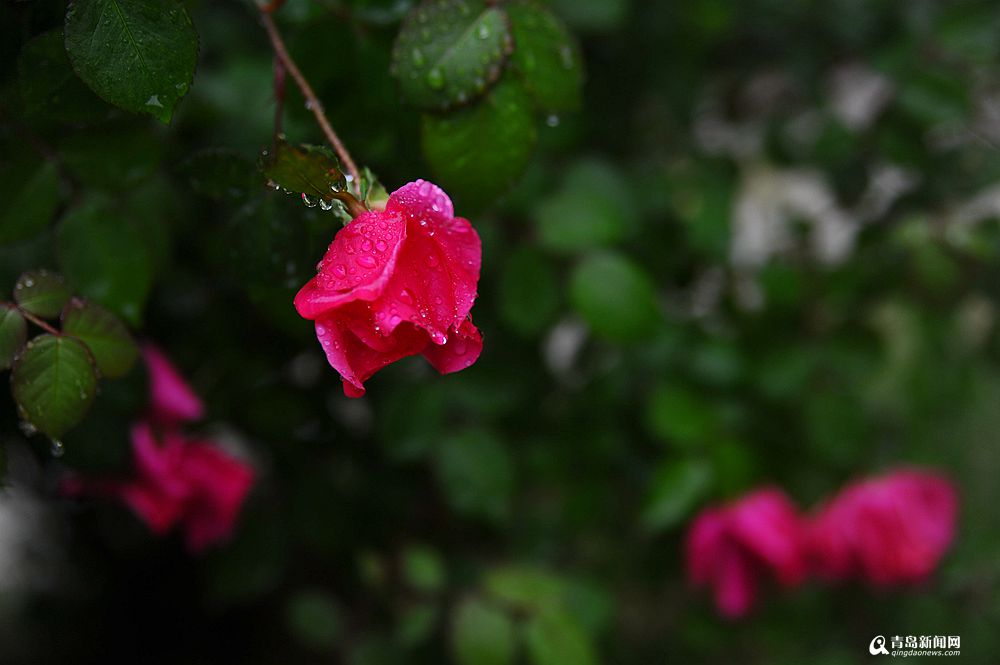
[319,198,334,211]
[50,439,65,458]
[302,193,318,207]
[546,114,561,128]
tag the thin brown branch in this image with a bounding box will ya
[260,10,362,196]
[18,308,60,336]
[272,56,286,149]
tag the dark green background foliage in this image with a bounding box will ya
[1,0,1000,662]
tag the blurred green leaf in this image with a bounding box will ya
[61,298,138,379]
[640,458,712,531]
[396,603,440,646]
[535,159,633,253]
[499,248,560,336]
[402,544,446,593]
[17,29,111,127]
[547,0,629,32]
[0,158,61,246]
[0,304,27,370]
[11,334,98,439]
[570,251,659,341]
[58,123,164,190]
[285,590,343,653]
[644,383,715,448]
[181,147,259,201]
[64,0,198,123]
[13,270,70,319]
[56,197,152,325]
[507,1,583,114]
[524,609,596,665]
[421,78,537,209]
[434,429,514,522]
[451,598,515,665]
[391,0,511,110]
[485,566,564,612]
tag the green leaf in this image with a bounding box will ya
[391,0,512,110]
[451,598,515,665]
[64,0,199,124]
[640,458,713,531]
[182,148,258,201]
[61,299,138,379]
[396,603,440,646]
[433,429,513,522]
[485,567,565,612]
[535,159,636,254]
[499,248,560,336]
[13,270,71,319]
[57,197,152,325]
[284,590,343,653]
[11,334,99,439]
[569,252,660,342]
[17,29,112,127]
[0,305,28,370]
[547,0,629,32]
[0,158,61,246]
[260,139,347,201]
[402,544,446,593]
[644,383,715,449]
[524,610,597,665]
[507,2,583,113]
[421,79,537,209]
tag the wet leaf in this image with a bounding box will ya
[11,334,99,439]
[0,305,28,370]
[507,1,583,113]
[421,79,537,209]
[64,0,198,123]
[259,139,347,201]
[13,270,71,319]
[61,299,138,379]
[391,0,512,110]
[17,29,112,126]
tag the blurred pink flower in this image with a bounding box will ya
[63,345,254,553]
[806,469,958,586]
[142,343,204,424]
[295,179,482,397]
[686,488,808,618]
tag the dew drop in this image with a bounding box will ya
[477,24,490,39]
[425,253,440,268]
[50,439,65,458]
[430,330,447,345]
[319,198,334,211]
[302,193,318,207]
[357,255,377,269]
[375,240,388,252]
[361,239,373,251]
[546,114,561,128]
[333,264,347,278]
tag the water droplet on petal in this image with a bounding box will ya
[357,255,377,269]
[425,254,439,268]
[375,240,388,252]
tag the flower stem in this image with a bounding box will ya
[260,9,362,197]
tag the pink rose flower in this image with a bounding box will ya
[295,180,482,397]
[119,422,255,552]
[62,344,254,553]
[806,469,958,586]
[142,343,204,424]
[686,488,808,618]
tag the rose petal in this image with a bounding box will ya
[142,344,204,424]
[315,310,430,396]
[294,210,407,320]
[422,319,483,374]
[386,179,454,227]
